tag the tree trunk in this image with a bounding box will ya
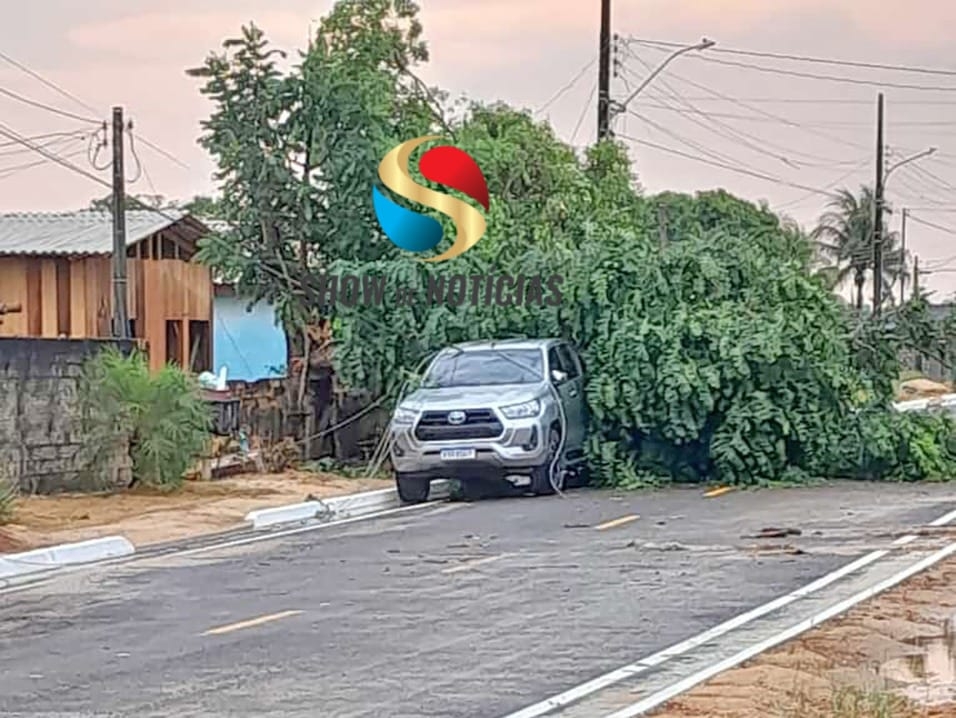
[854,270,865,310]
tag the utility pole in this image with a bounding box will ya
[872,93,885,318]
[913,256,920,299]
[596,0,611,141]
[111,106,129,339]
[900,208,908,305]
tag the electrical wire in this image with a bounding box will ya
[0,84,100,124]
[571,82,597,144]
[0,147,88,179]
[126,124,144,184]
[0,120,112,189]
[0,50,100,114]
[692,55,956,93]
[133,133,190,170]
[619,46,871,154]
[0,50,190,172]
[536,56,596,115]
[624,37,956,78]
[617,132,840,197]
[908,214,956,236]
[0,130,87,157]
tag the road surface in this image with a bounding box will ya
[0,482,953,718]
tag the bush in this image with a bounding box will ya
[77,348,212,490]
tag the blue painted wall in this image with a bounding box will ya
[213,296,287,381]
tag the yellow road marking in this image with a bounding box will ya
[595,514,639,531]
[203,610,303,636]
[703,486,735,498]
[442,554,505,574]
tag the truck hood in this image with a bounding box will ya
[399,384,545,411]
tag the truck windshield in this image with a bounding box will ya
[423,349,543,387]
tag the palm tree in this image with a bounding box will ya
[811,186,904,310]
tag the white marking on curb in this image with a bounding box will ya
[245,501,329,528]
[243,481,450,529]
[603,538,956,718]
[0,536,134,580]
[501,505,956,718]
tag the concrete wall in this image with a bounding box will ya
[213,296,286,382]
[0,338,135,494]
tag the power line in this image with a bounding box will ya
[617,132,840,197]
[624,37,956,78]
[0,50,190,171]
[132,132,190,170]
[619,47,871,154]
[536,56,596,115]
[693,55,956,93]
[0,84,100,124]
[0,120,112,189]
[908,214,956,235]
[0,50,100,115]
[0,130,87,157]
[571,82,597,144]
[635,96,956,106]
[0,147,88,179]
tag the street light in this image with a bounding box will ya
[608,38,715,122]
[885,147,936,182]
[881,147,935,308]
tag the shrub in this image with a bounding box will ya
[77,348,212,490]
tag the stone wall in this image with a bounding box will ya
[0,338,135,494]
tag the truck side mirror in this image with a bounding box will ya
[551,369,568,385]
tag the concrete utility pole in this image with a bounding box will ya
[872,93,885,318]
[597,0,612,141]
[900,208,908,305]
[111,106,130,339]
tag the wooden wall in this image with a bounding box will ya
[0,254,212,373]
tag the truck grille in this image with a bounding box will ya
[414,408,503,441]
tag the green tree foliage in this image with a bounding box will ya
[76,348,212,490]
[192,0,956,487]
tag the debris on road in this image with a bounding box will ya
[743,527,804,539]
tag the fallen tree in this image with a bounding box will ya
[192,0,956,487]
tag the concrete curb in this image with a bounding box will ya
[244,479,451,529]
[0,536,135,581]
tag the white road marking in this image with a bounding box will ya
[500,505,956,718]
[203,609,303,636]
[603,537,956,717]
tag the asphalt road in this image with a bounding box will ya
[0,482,953,718]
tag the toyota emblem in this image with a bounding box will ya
[447,410,466,425]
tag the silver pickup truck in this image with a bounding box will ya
[387,338,589,502]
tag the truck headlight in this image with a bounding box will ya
[499,399,541,419]
[392,406,418,425]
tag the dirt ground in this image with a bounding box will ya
[897,378,955,401]
[0,471,392,553]
[652,557,956,718]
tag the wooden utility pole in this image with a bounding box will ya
[111,106,130,339]
[900,208,908,305]
[913,256,920,299]
[597,0,611,141]
[872,93,885,318]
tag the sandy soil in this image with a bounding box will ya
[652,557,956,718]
[0,471,392,552]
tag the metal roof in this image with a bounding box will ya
[0,210,193,256]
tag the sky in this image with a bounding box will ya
[0,0,955,298]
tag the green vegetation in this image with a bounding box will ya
[190,0,956,487]
[76,348,212,490]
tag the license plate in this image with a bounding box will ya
[440,448,476,461]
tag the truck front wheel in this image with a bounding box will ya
[395,473,430,504]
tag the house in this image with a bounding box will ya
[0,210,213,372]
